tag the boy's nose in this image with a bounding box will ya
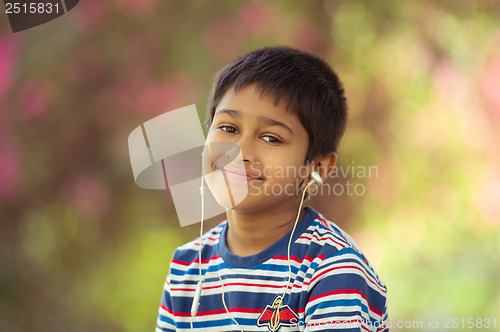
[236,135,256,163]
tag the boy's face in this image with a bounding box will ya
[205,83,311,213]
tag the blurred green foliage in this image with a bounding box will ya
[1,1,499,331]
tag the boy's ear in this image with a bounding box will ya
[314,152,337,182]
[301,152,337,193]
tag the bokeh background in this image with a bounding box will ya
[1,1,500,331]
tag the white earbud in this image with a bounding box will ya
[309,171,322,185]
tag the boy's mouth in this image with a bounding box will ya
[215,167,265,182]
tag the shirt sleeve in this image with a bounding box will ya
[377,303,389,332]
[155,273,176,332]
[304,247,388,331]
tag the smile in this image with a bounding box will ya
[216,167,265,181]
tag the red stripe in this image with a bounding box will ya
[316,215,352,244]
[160,303,173,314]
[171,254,221,266]
[171,281,287,292]
[272,254,326,264]
[299,233,346,249]
[309,264,386,294]
[212,282,285,289]
[317,215,332,230]
[198,307,262,316]
[192,236,220,245]
[172,306,263,317]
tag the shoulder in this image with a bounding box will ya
[177,221,226,250]
[300,208,387,291]
[298,208,364,258]
[301,209,388,327]
[171,221,226,266]
[300,209,360,251]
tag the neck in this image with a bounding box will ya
[225,203,306,257]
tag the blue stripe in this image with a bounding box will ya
[157,313,175,326]
[155,325,172,332]
[308,298,378,325]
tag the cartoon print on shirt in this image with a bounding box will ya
[257,295,299,331]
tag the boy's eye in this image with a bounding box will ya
[218,125,238,134]
[217,126,282,144]
[262,135,282,144]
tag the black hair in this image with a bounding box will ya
[206,46,347,162]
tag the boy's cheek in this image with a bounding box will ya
[205,131,217,142]
[205,170,249,209]
[202,141,249,209]
[205,125,223,139]
[260,164,309,183]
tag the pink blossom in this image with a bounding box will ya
[476,178,500,227]
[237,3,278,37]
[116,0,154,17]
[0,36,17,100]
[287,18,320,51]
[123,34,161,74]
[18,81,53,120]
[65,175,110,220]
[134,74,197,117]
[68,48,104,84]
[434,59,469,110]
[72,1,110,33]
[481,57,500,122]
[203,19,245,62]
[0,144,20,199]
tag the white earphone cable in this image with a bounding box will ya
[190,176,205,331]
[279,179,314,306]
[191,167,319,331]
[191,176,243,332]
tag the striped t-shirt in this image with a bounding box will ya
[156,207,388,331]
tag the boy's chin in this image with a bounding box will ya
[213,191,262,212]
[204,171,249,207]
[223,194,293,214]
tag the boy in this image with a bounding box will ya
[156,46,388,331]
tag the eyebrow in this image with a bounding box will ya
[215,108,241,118]
[215,108,295,135]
